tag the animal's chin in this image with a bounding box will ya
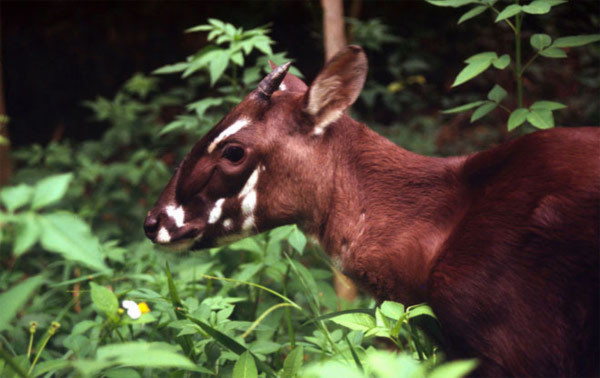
[155,229,255,253]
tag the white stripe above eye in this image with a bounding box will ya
[207,118,250,154]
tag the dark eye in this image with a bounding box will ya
[222,145,245,163]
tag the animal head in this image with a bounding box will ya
[144,46,367,250]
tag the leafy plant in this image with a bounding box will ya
[427,0,600,131]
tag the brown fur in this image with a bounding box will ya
[146,47,600,377]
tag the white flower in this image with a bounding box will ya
[122,300,142,319]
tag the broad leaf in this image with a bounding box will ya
[31,173,73,210]
[522,1,551,15]
[458,6,487,24]
[0,184,33,212]
[380,301,405,320]
[495,4,522,22]
[530,34,552,50]
[487,84,507,103]
[233,351,258,378]
[96,342,197,370]
[14,213,41,256]
[209,51,230,86]
[282,346,304,378]
[492,54,511,69]
[464,51,497,64]
[90,282,119,319]
[39,212,108,272]
[424,0,479,7]
[539,48,567,58]
[470,102,497,122]
[0,275,44,331]
[452,59,493,87]
[527,109,554,129]
[330,313,376,332]
[429,360,479,378]
[552,34,600,48]
[530,101,566,111]
[288,225,307,255]
[508,108,529,131]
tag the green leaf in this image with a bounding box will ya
[464,51,497,64]
[539,47,567,58]
[282,346,304,378]
[152,62,189,75]
[185,24,213,33]
[552,34,600,48]
[508,108,529,131]
[530,34,552,50]
[487,84,507,103]
[522,1,551,15]
[458,6,487,24]
[14,213,41,256]
[288,225,307,255]
[38,212,108,271]
[442,100,485,114]
[0,184,33,212]
[380,301,405,320]
[495,4,522,22]
[0,275,44,331]
[470,102,497,122]
[253,37,273,56]
[186,97,224,118]
[406,304,438,320]
[96,342,197,370]
[231,51,244,67]
[452,59,494,87]
[429,360,479,378]
[330,313,376,332]
[31,173,73,210]
[424,0,480,7]
[530,101,566,111]
[90,282,119,319]
[233,351,258,378]
[527,108,554,129]
[492,54,511,69]
[209,51,230,86]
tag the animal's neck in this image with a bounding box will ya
[314,117,467,304]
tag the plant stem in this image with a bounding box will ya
[515,7,523,110]
[282,265,295,349]
[521,52,540,76]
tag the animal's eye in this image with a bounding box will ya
[222,145,245,163]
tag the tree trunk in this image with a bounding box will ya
[321,0,358,303]
[320,0,347,61]
[0,4,13,186]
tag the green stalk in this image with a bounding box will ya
[28,322,60,376]
[282,265,296,349]
[515,4,523,110]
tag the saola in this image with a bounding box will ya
[144,46,599,377]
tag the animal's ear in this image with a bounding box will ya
[304,46,367,135]
[268,60,308,93]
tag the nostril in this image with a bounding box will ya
[144,216,159,238]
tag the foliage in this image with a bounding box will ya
[0,19,476,378]
[426,0,600,131]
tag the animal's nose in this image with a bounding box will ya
[144,213,159,240]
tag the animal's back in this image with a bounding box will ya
[428,127,600,377]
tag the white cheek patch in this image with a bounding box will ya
[238,167,260,230]
[207,118,250,154]
[156,227,171,244]
[208,198,225,224]
[223,218,233,230]
[279,82,287,91]
[242,215,255,231]
[166,205,185,227]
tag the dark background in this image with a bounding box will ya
[2,1,599,147]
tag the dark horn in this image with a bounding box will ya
[257,62,291,99]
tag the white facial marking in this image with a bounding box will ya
[156,227,171,244]
[238,167,261,230]
[166,205,185,227]
[208,118,250,153]
[242,215,255,231]
[208,198,225,224]
[223,218,233,230]
[279,82,287,91]
[241,191,256,216]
